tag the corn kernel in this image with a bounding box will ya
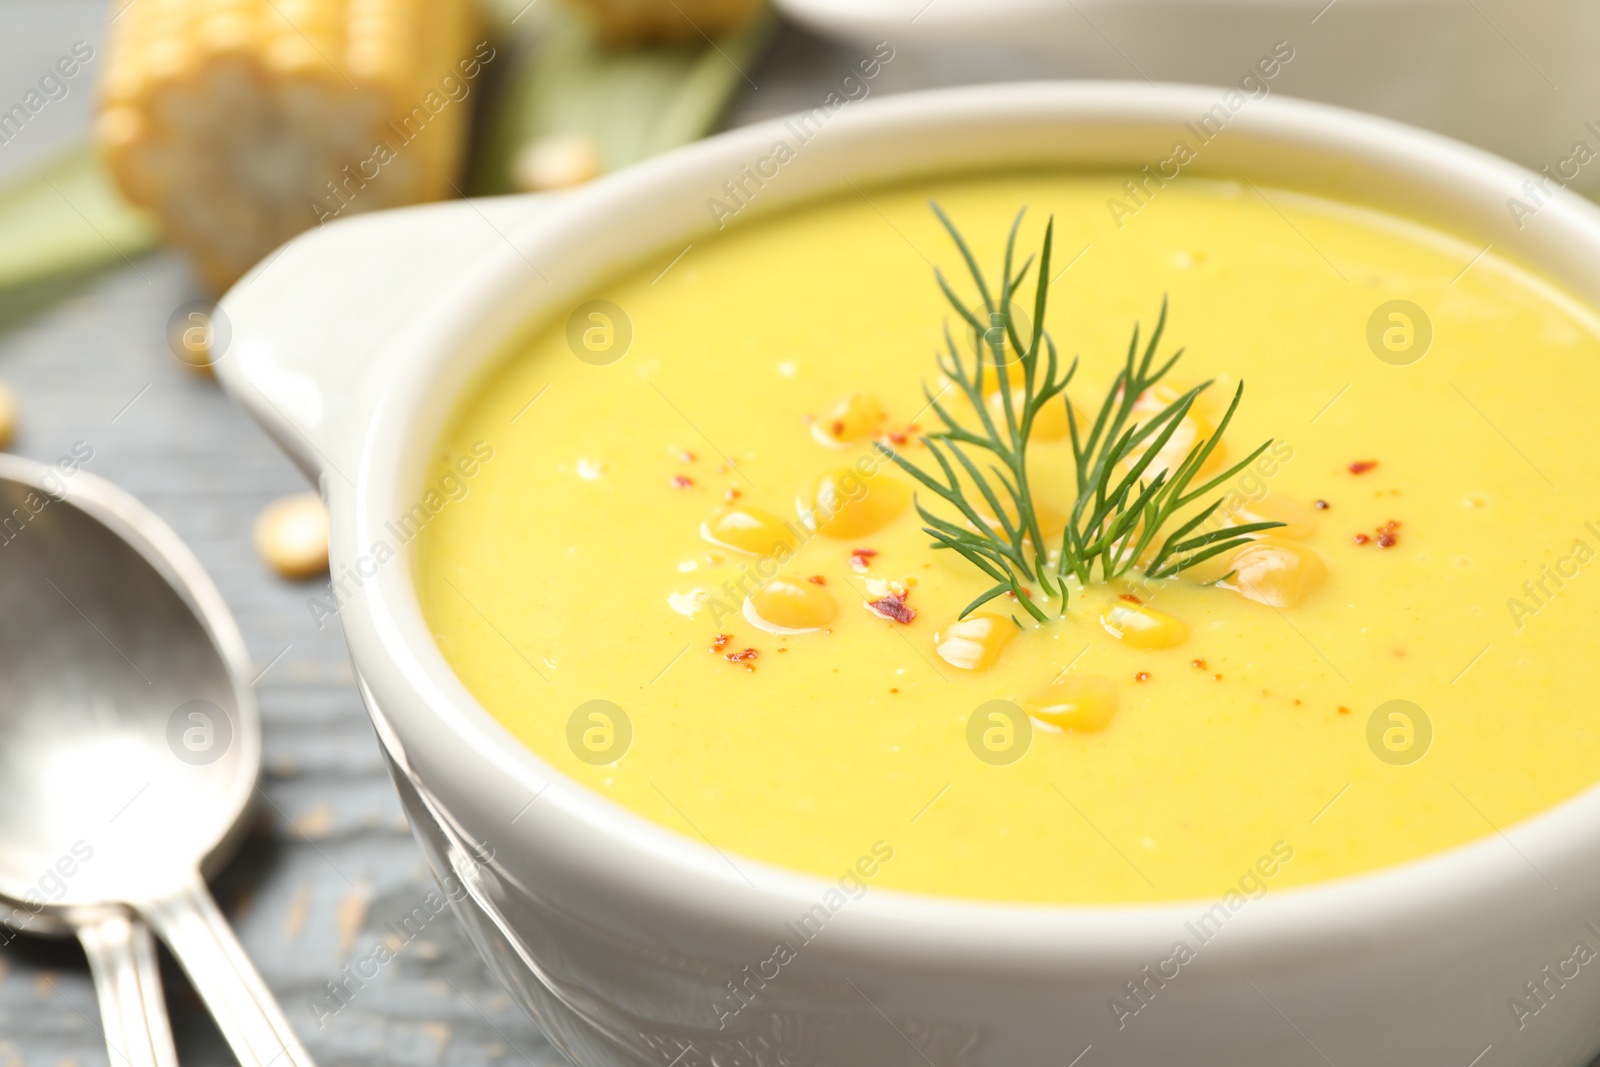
[809,467,910,538]
[567,0,760,46]
[813,393,888,446]
[1023,674,1119,732]
[703,506,797,557]
[746,576,838,633]
[972,357,1027,393]
[1100,601,1188,649]
[0,380,17,450]
[255,492,328,579]
[974,499,1067,544]
[932,368,1021,428]
[986,388,1068,440]
[934,612,1016,670]
[1229,495,1317,538]
[1135,382,1187,409]
[513,133,603,192]
[1224,539,1328,607]
[1128,385,1223,477]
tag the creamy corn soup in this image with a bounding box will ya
[417,174,1600,903]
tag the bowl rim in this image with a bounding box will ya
[326,80,1599,963]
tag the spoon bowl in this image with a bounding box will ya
[0,456,254,908]
[0,453,310,1067]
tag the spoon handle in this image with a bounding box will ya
[140,872,316,1067]
[77,912,180,1067]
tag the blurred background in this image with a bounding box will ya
[0,0,1584,1063]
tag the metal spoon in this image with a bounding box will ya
[0,899,177,1067]
[0,453,314,1067]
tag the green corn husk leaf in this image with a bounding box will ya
[0,143,158,325]
[0,143,157,286]
[468,3,775,195]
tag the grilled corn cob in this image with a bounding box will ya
[97,0,480,290]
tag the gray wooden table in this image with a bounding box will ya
[0,8,874,1065]
[6,5,1587,1065]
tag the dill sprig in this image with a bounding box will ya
[876,204,1282,621]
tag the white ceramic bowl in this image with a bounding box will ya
[216,83,1600,1066]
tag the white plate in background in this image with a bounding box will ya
[774,0,1600,202]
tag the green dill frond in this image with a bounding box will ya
[875,203,1283,618]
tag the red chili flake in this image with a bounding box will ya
[807,575,827,585]
[1376,519,1401,548]
[671,475,694,489]
[849,548,878,571]
[830,419,846,438]
[1005,587,1034,600]
[711,634,732,652]
[1293,699,1303,706]
[724,488,742,502]
[887,430,909,446]
[1353,533,1371,545]
[1119,593,1144,604]
[725,647,759,672]
[677,450,696,463]
[1314,499,1330,510]
[1135,672,1151,683]
[1191,658,1207,670]
[1337,706,1351,715]
[867,592,917,624]
[1348,460,1378,475]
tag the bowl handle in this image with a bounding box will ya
[214,196,553,485]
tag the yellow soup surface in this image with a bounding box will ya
[416,173,1600,904]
